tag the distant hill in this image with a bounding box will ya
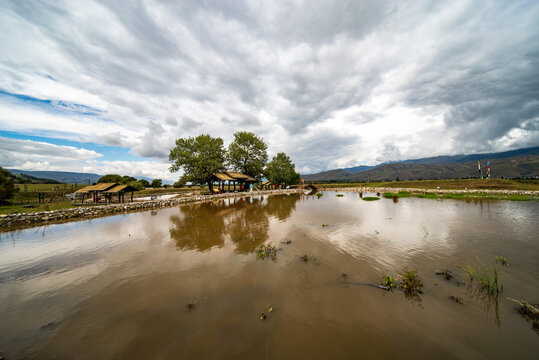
[8,170,102,184]
[3,170,61,184]
[7,169,174,185]
[303,146,539,182]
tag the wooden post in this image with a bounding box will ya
[131,192,133,202]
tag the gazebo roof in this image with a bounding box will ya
[75,183,117,193]
[225,172,256,182]
[103,184,139,193]
[211,172,236,181]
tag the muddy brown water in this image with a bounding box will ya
[0,192,538,359]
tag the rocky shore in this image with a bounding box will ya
[0,189,301,232]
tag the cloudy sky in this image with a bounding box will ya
[1,0,538,180]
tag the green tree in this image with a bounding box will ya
[0,167,16,202]
[169,134,226,189]
[227,131,268,179]
[138,179,150,188]
[151,179,162,188]
[264,152,301,186]
[129,180,144,191]
[121,175,137,184]
[173,177,187,188]
[98,174,122,183]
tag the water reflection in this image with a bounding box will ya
[169,194,299,253]
[169,202,227,251]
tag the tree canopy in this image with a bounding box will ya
[151,179,162,188]
[169,134,226,186]
[0,167,16,202]
[97,174,122,183]
[138,179,150,188]
[227,131,268,179]
[264,152,301,186]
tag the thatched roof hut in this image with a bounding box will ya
[207,171,257,193]
[75,183,139,203]
[75,183,117,193]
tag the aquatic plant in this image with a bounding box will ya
[463,259,502,294]
[255,243,278,260]
[185,300,198,311]
[495,256,509,266]
[381,275,395,289]
[260,305,274,320]
[509,298,539,319]
[508,298,539,333]
[380,269,423,295]
[435,269,453,280]
[322,224,328,227]
[281,239,292,245]
[450,296,464,304]
[336,194,344,197]
[316,193,323,198]
[400,269,423,295]
[302,254,309,263]
[362,197,380,201]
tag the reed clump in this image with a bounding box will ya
[463,258,502,294]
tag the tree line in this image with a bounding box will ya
[96,174,163,189]
[169,131,301,188]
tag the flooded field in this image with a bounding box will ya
[0,192,538,359]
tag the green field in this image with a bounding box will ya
[317,178,539,191]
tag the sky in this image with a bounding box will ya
[0,0,538,181]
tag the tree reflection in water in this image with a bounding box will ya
[169,194,300,253]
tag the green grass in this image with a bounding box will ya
[336,194,344,197]
[463,259,502,294]
[362,197,380,201]
[383,191,412,199]
[361,178,539,191]
[0,201,87,215]
[382,191,533,201]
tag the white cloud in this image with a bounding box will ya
[0,0,537,174]
[0,137,175,180]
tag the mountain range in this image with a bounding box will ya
[303,146,539,182]
[6,170,171,185]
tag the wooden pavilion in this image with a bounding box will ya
[75,183,116,204]
[261,180,272,190]
[103,184,139,203]
[75,183,139,203]
[207,171,257,193]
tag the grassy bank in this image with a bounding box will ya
[382,191,533,201]
[317,178,539,191]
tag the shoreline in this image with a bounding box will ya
[2,186,537,233]
[0,189,301,233]
[320,186,539,196]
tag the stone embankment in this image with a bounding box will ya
[320,186,539,196]
[0,189,301,232]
